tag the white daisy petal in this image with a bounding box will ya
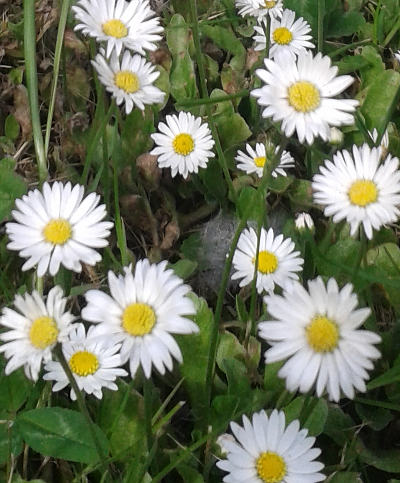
[236,0,283,22]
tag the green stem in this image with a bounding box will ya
[317,0,325,53]
[328,38,371,59]
[24,0,47,182]
[143,378,153,455]
[113,153,128,266]
[264,15,271,59]
[189,0,237,204]
[44,0,71,157]
[107,379,135,438]
[175,90,249,108]
[54,345,106,463]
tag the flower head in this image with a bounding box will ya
[0,287,75,381]
[295,212,314,232]
[150,112,215,179]
[259,277,382,402]
[252,51,359,145]
[312,143,400,239]
[232,227,303,294]
[254,9,314,62]
[235,142,294,178]
[236,0,283,22]
[72,0,163,57]
[217,409,325,482]
[82,259,198,378]
[6,182,113,276]
[43,324,127,400]
[92,49,164,114]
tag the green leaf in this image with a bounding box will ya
[169,259,198,279]
[336,55,369,75]
[303,399,328,436]
[0,159,27,221]
[288,179,313,208]
[329,472,361,483]
[0,422,23,464]
[216,331,246,371]
[355,402,393,431]
[358,444,400,473]
[367,363,400,390]
[0,366,33,412]
[15,407,109,464]
[199,158,227,203]
[236,186,263,221]
[200,24,245,69]
[214,112,251,150]
[326,11,366,37]
[5,114,20,141]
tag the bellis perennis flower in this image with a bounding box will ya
[217,409,325,483]
[82,259,198,378]
[236,0,283,22]
[252,50,359,145]
[312,143,400,239]
[92,49,164,114]
[259,277,382,402]
[235,142,294,178]
[0,287,75,381]
[72,0,163,57]
[6,182,113,276]
[44,324,127,400]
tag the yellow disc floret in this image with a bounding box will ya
[348,180,378,207]
[288,81,321,113]
[172,133,195,156]
[43,219,72,245]
[256,451,287,483]
[122,303,156,336]
[273,27,293,45]
[29,316,59,349]
[114,71,140,93]
[69,351,99,376]
[264,0,277,8]
[254,156,267,168]
[102,19,128,38]
[306,315,339,352]
[253,250,278,274]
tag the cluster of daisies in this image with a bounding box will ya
[1,182,198,400]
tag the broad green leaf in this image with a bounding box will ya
[329,472,361,483]
[216,332,246,371]
[326,11,366,37]
[358,444,400,473]
[0,422,23,464]
[5,114,20,141]
[119,109,154,168]
[0,365,33,412]
[214,112,251,150]
[169,259,198,279]
[303,398,328,436]
[236,186,264,221]
[355,403,393,431]
[336,55,369,75]
[200,24,246,69]
[0,159,27,221]
[324,406,355,446]
[15,407,109,464]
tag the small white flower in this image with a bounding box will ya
[236,0,283,22]
[328,126,344,145]
[43,324,127,400]
[235,142,294,178]
[150,111,215,179]
[252,50,359,145]
[254,9,314,62]
[232,227,303,294]
[369,127,389,150]
[217,409,325,482]
[6,182,113,277]
[82,259,198,378]
[295,212,314,231]
[395,50,400,62]
[312,143,400,239]
[72,0,163,57]
[92,49,165,114]
[259,277,382,402]
[0,287,75,381]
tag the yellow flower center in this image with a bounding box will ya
[348,180,378,207]
[306,315,339,352]
[122,303,156,336]
[114,71,140,93]
[172,133,195,156]
[43,218,72,245]
[69,351,99,377]
[102,19,128,38]
[253,250,278,274]
[288,81,321,113]
[254,156,266,168]
[273,27,293,45]
[29,316,59,349]
[264,0,276,8]
[256,451,286,483]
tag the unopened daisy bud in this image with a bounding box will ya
[295,212,314,232]
[369,128,389,159]
[329,127,343,145]
[395,50,400,63]
[216,433,236,457]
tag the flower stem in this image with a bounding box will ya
[317,0,325,52]
[54,345,107,463]
[189,0,237,204]
[264,15,271,59]
[24,0,47,183]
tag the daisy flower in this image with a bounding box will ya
[259,277,382,402]
[72,0,163,57]
[232,227,303,294]
[6,182,113,277]
[236,0,283,22]
[92,49,165,114]
[235,142,294,178]
[295,212,314,231]
[43,324,127,400]
[312,143,400,239]
[254,9,314,62]
[0,287,75,381]
[82,259,198,378]
[251,50,359,145]
[150,112,215,179]
[217,409,325,483]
